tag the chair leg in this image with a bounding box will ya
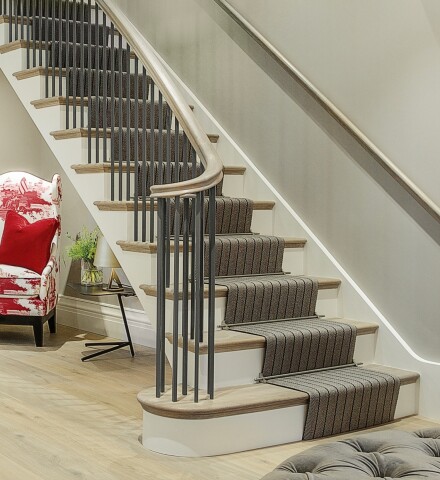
[32,319,44,347]
[48,311,57,334]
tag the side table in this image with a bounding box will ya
[67,283,136,361]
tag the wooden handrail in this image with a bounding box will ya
[95,0,224,198]
[213,0,440,224]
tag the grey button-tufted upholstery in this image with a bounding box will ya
[262,429,440,479]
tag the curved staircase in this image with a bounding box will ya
[0,0,419,458]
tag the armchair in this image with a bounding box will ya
[0,172,62,346]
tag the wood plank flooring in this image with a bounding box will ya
[0,323,437,480]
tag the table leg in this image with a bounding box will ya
[118,294,135,357]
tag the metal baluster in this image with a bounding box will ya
[199,190,205,341]
[57,0,61,93]
[117,32,122,198]
[33,0,36,67]
[109,22,115,198]
[65,0,69,128]
[133,56,139,240]
[165,105,172,288]
[94,1,98,163]
[157,91,163,202]
[87,0,91,163]
[79,0,84,126]
[148,81,155,243]
[156,197,166,398]
[207,186,216,398]
[26,0,30,68]
[182,195,190,396]
[101,11,107,157]
[172,195,180,402]
[142,68,148,243]
[44,0,48,96]
[72,0,77,127]
[123,44,130,198]
[51,0,55,95]
[14,0,17,41]
[8,0,11,43]
[190,146,196,339]
[20,0,24,40]
[193,191,203,403]
[37,0,41,64]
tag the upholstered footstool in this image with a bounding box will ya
[262,429,440,479]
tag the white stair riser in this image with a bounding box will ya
[141,379,419,457]
[165,330,377,389]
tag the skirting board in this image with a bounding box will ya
[57,295,155,348]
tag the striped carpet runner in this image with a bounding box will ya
[43,14,402,441]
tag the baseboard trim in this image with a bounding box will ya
[57,295,155,348]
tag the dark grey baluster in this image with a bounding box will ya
[193,191,203,403]
[44,0,48,97]
[109,22,115,199]
[199,190,205,341]
[101,11,107,158]
[182,195,190,395]
[33,0,37,67]
[133,56,139,241]
[158,91,163,192]
[94,1,98,163]
[37,0,41,64]
[26,0,30,69]
[20,0,24,40]
[149,82,155,243]
[72,0,77,127]
[79,0,84,126]
[8,0,11,43]
[125,44,131,197]
[87,0,91,163]
[190,146,196,339]
[51,0,55,96]
[142,68,149,242]
[172,195,180,402]
[165,105,172,288]
[57,0,61,93]
[65,0,69,128]
[117,32,122,198]
[156,197,166,398]
[207,185,216,398]
[14,0,18,41]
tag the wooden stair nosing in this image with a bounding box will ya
[14,66,66,80]
[140,277,341,301]
[94,199,275,212]
[0,15,30,25]
[165,317,379,354]
[137,364,419,420]
[72,163,246,176]
[0,39,136,57]
[116,236,306,254]
[51,127,219,143]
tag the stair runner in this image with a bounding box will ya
[24,5,402,441]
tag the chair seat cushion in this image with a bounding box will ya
[0,264,41,297]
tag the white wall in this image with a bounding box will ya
[228,0,440,207]
[0,70,142,312]
[111,0,440,363]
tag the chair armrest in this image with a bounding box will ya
[39,233,59,301]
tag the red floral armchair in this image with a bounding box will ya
[0,172,62,346]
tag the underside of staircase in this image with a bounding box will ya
[0,2,420,458]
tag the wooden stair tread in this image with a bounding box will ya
[32,96,196,111]
[94,199,275,212]
[140,277,341,300]
[51,128,219,143]
[137,364,419,419]
[116,236,306,254]
[14,66,66,80]
[72,163,246,176]
[165,317,379,354]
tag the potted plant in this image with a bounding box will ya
[66,227,103,286]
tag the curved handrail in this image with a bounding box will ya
[96,0,224,198]
[213,0,440,224]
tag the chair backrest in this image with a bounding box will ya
[0,172,62,241]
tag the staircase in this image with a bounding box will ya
[0,0,420,458]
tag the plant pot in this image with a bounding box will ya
[80,259,103,286]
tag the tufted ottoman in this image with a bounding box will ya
[261,429,440,479]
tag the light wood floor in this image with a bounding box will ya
[0,323,438,480]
